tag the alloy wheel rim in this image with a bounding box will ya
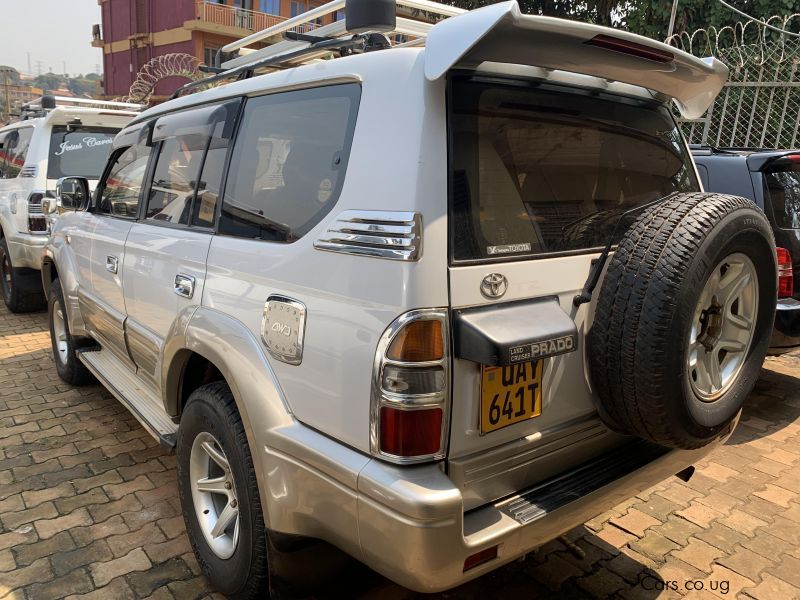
[189,431,240,559]
[52,306,69,366]
[687,252,758,402]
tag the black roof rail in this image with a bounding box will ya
[172,33,375,100]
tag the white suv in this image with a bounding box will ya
[0,96,137,312]
[43,1,778,597]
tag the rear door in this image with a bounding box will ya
[122,101,239,393]
[446,75,702,510]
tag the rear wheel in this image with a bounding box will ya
[0,237,46,313]
[589,193,776,449]
[177,382,269,599]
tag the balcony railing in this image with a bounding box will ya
[195,1,317,35]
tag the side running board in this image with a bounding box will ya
[78,348,178,449]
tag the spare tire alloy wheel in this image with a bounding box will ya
[688,253,758,402]
[590,193,777,449]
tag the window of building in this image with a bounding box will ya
[219,84,361,243]
[98,142,152,219]
[290,1,305,17]
[334,9,345,21]
[204,46,219,67]
[260,0,280,14]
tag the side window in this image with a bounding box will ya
[146,135,206,224]
[4,128,34,179]
[98,142,152,218]
[219,84,361,243]
[193,137,228,227]
[145,100,238,227]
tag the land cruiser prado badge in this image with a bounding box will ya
[261,296,307,365]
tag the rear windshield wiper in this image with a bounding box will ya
[573,194,674,307]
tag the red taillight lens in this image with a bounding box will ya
[379,406,442,457]
[777,247,794,298]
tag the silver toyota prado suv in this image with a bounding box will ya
[44,1,778,597]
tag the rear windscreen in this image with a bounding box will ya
[763,162,800,229]
[48,126,119,180]
[450,78,700,261]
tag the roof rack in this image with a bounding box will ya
[14,95,143,121]
[173,0,465,99]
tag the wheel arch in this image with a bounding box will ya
[162,306,294,526]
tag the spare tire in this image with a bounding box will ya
[589,192,776,449]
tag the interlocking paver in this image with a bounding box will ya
[0,300,799,599]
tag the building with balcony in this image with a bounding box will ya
[94,0,347,101]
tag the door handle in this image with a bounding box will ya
[174,274,196,299]
[106,256,118,274]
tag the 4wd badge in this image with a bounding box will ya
[261,296,307,366]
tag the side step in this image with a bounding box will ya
[78,348,177,449]
[497,440,668,525]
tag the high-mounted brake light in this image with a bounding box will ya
[777,247,794,298]
[586,34,674,63]
[371,310,450,463]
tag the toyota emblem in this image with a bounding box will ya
[480,273,508,299]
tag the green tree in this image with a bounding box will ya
[0,66,21,85]
[34,72,63,92]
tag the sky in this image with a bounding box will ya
[2,0,103,77]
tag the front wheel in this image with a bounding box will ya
[177,382,269,599]
[0,237,45,313]
[48,278,93,385]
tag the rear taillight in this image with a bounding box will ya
[371,310,449,463]
[777,247,794,298]
[26,192,49,234]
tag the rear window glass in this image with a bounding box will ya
[450,79,700,261]
[763,163,800,229]
[48,127,118,180]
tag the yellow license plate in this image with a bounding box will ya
[480,361,543,434]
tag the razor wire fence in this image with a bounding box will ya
[667,13,800,149]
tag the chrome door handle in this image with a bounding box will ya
[106,256,118,274]
[174,274,196,299]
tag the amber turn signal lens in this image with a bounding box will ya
[387,320,443,362]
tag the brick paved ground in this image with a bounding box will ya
[0,304,799,599]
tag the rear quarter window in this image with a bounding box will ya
[449,78,700,262]
[219,83,360,243]
[763,163,800,229]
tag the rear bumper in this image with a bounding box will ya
[769,298,800,354]
[6,231,46,270]
[263,422,725,593]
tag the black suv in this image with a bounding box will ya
[692,147,800,353]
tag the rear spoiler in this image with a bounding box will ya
[424,1,728,119]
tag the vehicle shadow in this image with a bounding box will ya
[725,361,800,446]
[299,526,668,599]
